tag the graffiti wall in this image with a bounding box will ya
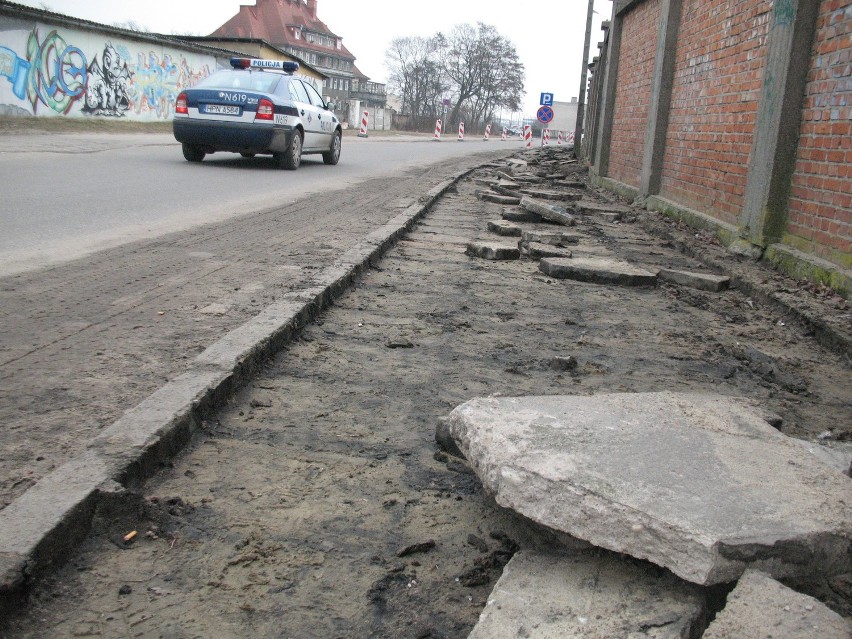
[0,15,216,120]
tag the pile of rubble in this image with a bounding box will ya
[443,149,852,638]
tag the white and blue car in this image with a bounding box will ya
[173,58,341,170]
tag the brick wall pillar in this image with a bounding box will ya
[639,0,682,198]
[738,0,820,250]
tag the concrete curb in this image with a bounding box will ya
[0,171,472,610]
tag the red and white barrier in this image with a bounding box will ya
[542,128,551,146]
[557,131,564,146]
[524,125,532,148]
[358,110,369,137]
[433,118,442,141]
[458,121,465,141]
[568,131,576,145]
[483,124,491,141]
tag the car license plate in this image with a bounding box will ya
[204,104,241,115]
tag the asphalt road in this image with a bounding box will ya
[0,132,525,277]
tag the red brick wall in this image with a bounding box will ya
[609,0,661,188]
[786,0,852,266]
[660,0,773,225]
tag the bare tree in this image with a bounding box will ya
[384,24,523,132]
[385,36,447,130]
[441,23,524,129]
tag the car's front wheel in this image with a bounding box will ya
[182,143,205,162]
[322,130,342,165]
[275,130,302,170]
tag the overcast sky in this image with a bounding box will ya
[16,0,613,117]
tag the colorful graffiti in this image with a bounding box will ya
[0,46,29,99]
[131,50,178,118]
[83,42,131,116]
[0,24,212,119]
[25,28,86,114]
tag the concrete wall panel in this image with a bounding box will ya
[0,14,217,120]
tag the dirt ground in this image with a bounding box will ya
[0,150,507,511]
[2,149,851,638]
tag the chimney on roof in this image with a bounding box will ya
[307,0,317,18]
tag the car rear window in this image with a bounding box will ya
[196,70,280,93]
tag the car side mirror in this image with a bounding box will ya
[325,101,335,111]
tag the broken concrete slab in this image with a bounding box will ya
[511,175,545,184]
[521,230,581,246]
[793,440,852,476]
[477,191,521,206]
[446,392,852,586]
[702,570,851,639]
[494,171,519,183]
[473,178,499,188]
[468,548,706,639]
[540,256,657,287]
[526,242,573,259]
[554,179,586,189]
[502,209,542,224]
[520,189,582,202]
[487,220,523,237]
[576,199,633,218]
[657,268,731,292]
[466,241,521,261]
[520,197,575,226]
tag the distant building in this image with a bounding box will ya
[176,36,328,89]
[549,98,579,135]
[209,0,387,122]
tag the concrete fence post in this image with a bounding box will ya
[738,0,820,250]
[639,0,683,198]
[592,2,625,178]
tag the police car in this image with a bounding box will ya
[173,58,341,170]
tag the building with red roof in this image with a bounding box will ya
[209,0,386,117]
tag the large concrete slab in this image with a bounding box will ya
[702,570,851,639]
[469,548,706,639]
[446,392,852,586]
[520,197,575,226]
[540,256,657,286]
[478,192,521,205]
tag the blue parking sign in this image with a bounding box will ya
[540,92,554,106]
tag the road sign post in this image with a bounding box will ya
[537,106,555,148]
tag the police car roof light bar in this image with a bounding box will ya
[229,58,300,74]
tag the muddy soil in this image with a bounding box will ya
[2,150,850,638]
